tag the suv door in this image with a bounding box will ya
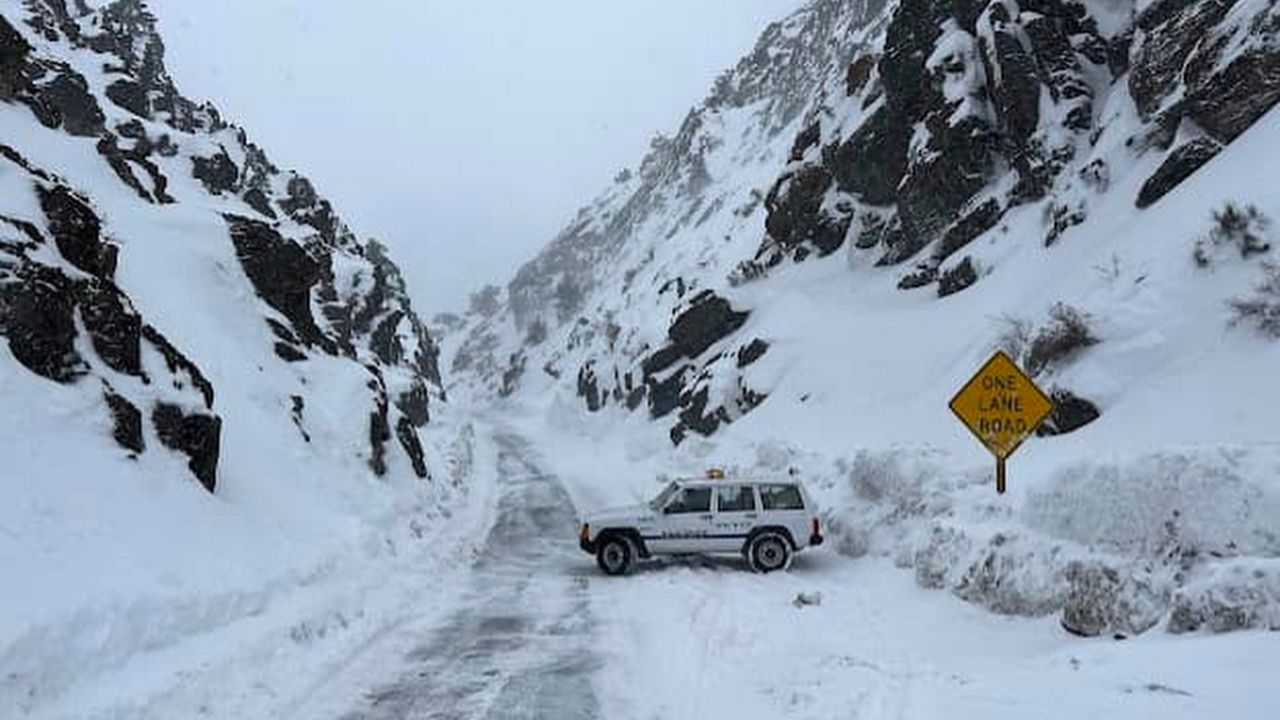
[709,484,758,552]
[650,485,714,553]
[758,483,809,547]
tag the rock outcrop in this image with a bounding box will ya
[453,0,1280,445]
[0,0,443,486]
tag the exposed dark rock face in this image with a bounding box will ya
[577,361,602,412]
[898,265,937,290]
[1132,0,1280,149]
[1,1,443,489]
[833,107,910,206]
[0,263,87,383]
[1136,138,1223,209]
[368,375,391,477]
[153,403,221,493]
[104,389,144,454]
[1037,390,1101,436]
[79,279,141,376]
[0,15,32,98]
[572,289,768,442]
[937,257,978,298]
[736,338,769,368]
[395,380,431,427]
[1129,0,1233,119]
[647,369,686,419]
[757,0,1109,270]
[669,292,748,358]
[1185,41,1280,144]
[243,188,276,219]
[763,164,848,255]
[457,0,1280,450]
[192,149,239,195]
[37,70,105,136]
[38,185,114,278]
[935,199,1001,262]
[226,216,327,348]
[140,324,214,408]
[395,416,429,479]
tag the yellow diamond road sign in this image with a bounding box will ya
[950,351,1053,461]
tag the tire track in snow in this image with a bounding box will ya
[341,432,600,719]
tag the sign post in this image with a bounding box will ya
[949,351,1053,494]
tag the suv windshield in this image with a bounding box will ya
[649,481,679,510]
[665,486,713,514]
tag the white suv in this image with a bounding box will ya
[578,477,823,575]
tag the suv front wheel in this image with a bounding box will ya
[596,535,635,576]
[747,531,792,573]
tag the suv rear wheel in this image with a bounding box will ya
[748,531,791,573]
[596,535,635,576]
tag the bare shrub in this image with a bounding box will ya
[1194,203,1272,266]
[1025,303,1098,376]
[1229,262,1280,338]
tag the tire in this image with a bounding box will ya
[596,535,634,576]
[748,531,791,573]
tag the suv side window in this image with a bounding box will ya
[665,486,712,514]
[759,484,805,511]
[716,485,756,513]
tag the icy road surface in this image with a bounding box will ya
[343,432,600,719]
[332,428,1276,720]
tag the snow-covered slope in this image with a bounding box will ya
[0,1,470,711]
[453,0,1280,638]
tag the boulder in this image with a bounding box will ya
[1136,138,1222,209]
[1037,390,1101,436]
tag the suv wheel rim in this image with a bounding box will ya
[603,544,625,571]
[757,538,785,570]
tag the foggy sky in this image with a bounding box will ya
[147,0,806,315]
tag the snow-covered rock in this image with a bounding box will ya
[454,0,1280,638]
[0,1,459,711]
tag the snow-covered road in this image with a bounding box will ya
[341,432,600,719]
[333,425,1275,720]
[31,422,1271,719]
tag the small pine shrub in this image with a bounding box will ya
[1194,203,1272,266]
[1229,262,1280,338]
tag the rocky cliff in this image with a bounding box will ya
[1,0,442,488]
[454,0,1280,445]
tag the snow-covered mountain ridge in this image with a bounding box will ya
[451,0,1280,639]
[456,0,1279,440]
[2,0,444,487]
[1,1,471,711]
